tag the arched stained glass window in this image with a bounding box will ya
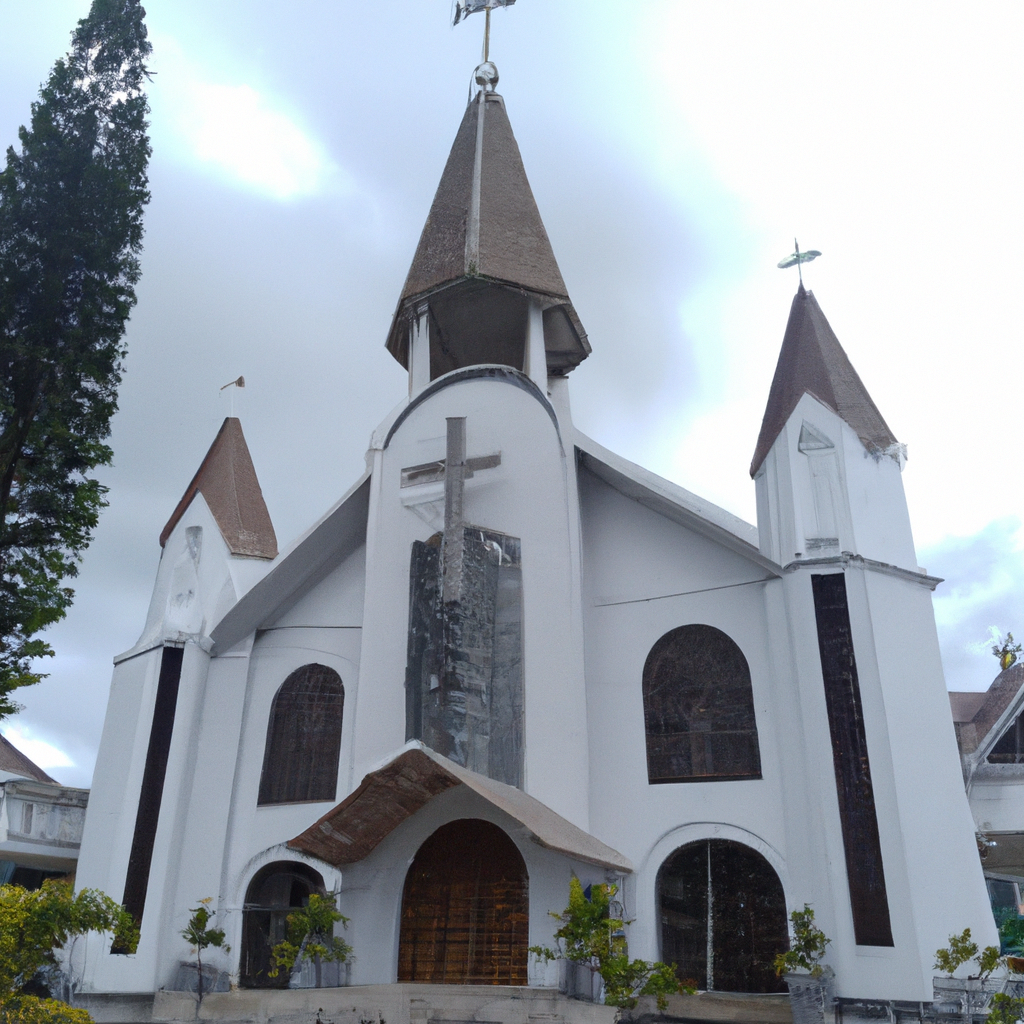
[258,664,344,805]
[643,624,761,783]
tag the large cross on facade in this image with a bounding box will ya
[399,417,501,604]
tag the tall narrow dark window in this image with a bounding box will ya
[258,664,344,805]
[118,645,184,938]
[811,572,893,947]
[643,624,761,783]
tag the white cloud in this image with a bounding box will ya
[150,36,342,201]
[2,725,74,771]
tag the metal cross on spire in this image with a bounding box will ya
[777,238,822,286]
[453,0,517,64]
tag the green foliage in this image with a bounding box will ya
[999,914,1024,955]
[180,898,228,1001]
[932,927,1003,979]
[268,894,352,987]
[0,0,151,717]
[989,992,1024,1024]
[774,905,831,979]
[977,943,1007,981]
[530,877,691,1010]
[0,996,93,1024]
[0,879,137,1004]
[934,928,979,977]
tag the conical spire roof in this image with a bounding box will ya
[160,417,278,559]
[386,88,589,374]
[750,285,897,476]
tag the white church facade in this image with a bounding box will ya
[74,72,994,1005]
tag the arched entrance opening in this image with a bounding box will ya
[241,861,325,988]
[398,818,528,984]
[657,839,788,994]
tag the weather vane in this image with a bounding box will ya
[777,238,821,286]
[220,375,245,417]
[453,0,516,70]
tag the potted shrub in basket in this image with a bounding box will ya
[774,905,833,1024]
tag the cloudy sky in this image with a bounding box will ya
[1,1,1022,787]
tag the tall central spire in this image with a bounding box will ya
[386,82,589,382]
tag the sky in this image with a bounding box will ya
[0,1,1022,787]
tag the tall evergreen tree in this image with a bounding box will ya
[0,1,151,718]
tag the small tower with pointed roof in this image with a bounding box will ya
[386,77,589,394]
[751,284,917,571]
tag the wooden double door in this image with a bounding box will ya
[398,818,529,985]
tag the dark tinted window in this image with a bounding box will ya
[643,624,761,783]
[258,664,343,805]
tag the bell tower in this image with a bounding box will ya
[385,65,590,394]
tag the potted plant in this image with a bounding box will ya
[179,898,229,1003]
[933,928,1005,1018]
[268,893,353,989]
[529,878,689,1009]
[774,905,833,1024]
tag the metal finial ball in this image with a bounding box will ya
[474,62,499,91]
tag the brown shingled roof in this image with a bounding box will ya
[0,732,57,784]
[290,744,632,871]
[750,285,897,476]
[948,691,988,724]
[385,90,589,374]
[160,417,277,559]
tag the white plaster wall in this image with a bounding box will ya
[75,647,165,991]
[853,569,997,978]
[754,394,917,571]
[578,469,789,965]
[218,622,362,928]
[131,496,239,655]
[971,776,1024,833]
[354,372,590,829]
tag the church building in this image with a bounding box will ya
[73,61,994,1006]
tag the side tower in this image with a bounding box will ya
[75,418,277,992]
[752,286,994,997]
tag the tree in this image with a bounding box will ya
[180,898,229,1003]
[0,0,151,718]
[0,878,137,1021]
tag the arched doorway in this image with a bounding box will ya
[241,861,325,988]
[398,818,528,984]
[657,839,788,993]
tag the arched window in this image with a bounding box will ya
[258,664,344,805]
[657,839,788,993]
[241,861,325,988]
[642,624,761,783]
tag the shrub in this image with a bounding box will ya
[774,905,831,978]
[530,877,692,1009]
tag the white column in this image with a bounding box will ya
[409,304,431,395]
[526,301,546,389]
